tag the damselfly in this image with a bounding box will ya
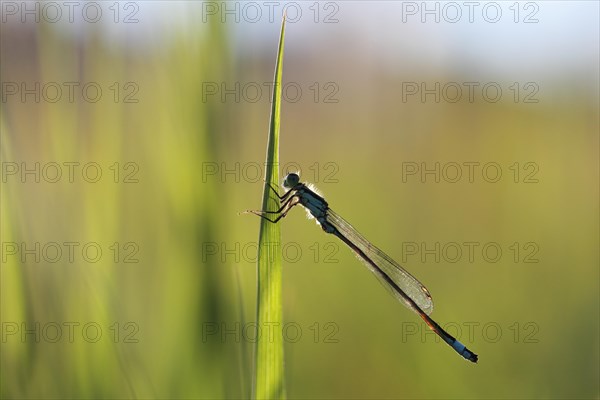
[245,173,478,363]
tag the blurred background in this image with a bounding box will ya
[1,1,598,399]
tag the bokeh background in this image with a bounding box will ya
[1,1,598,399]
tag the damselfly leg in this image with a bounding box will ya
[242,184,300,224]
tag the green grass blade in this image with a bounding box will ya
[254,16,286,400]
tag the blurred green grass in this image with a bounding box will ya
[1,8,599,400]
[2,14,240,400]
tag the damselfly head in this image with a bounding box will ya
[283,173,300,188]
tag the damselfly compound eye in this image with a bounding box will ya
[283,173,300,188]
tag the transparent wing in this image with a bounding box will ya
[326,208,434,315]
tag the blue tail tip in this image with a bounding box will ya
[466,351,478,363]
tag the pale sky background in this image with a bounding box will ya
[40,1,598,83]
